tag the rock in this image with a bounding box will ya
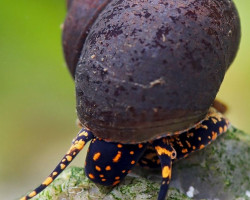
[169,126,250,200]
[31,127,250,200]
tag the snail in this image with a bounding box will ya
[21,0,241,200]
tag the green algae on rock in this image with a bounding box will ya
[170,126,250,200]
[29,127,249,200]
[30,166,191,200]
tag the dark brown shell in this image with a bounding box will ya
[63,0,111,77]
[64,0,241,143]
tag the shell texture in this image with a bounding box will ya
[64,0,241,143]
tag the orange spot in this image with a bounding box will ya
[122,170,126,173]
[182,149,188,154]
[177,141,184,147]
[42,177,53,186]
[203,125,208,129]
[130,151,134,155]
[138,144,143,148]
[195,124,208,130]
[106,166,111,171]
[198,137,201,141]
[28,191,37,198]
[85,161,87,166]
[60,164,66,170]
[93,152,101,161]
[212,131,217,140]
[128,170,132,173]
[155,146,172,156]
[224,125,228,132]
[219,127,223,134]
[99,174,104,178]
[192,146,196,150]
[208,136,211,139]
[66,155,72,162]
[75,140,85,150]
[52,172,58,176]
[199,144,205,149]
[79,131,88,137]
[162,166,171,178]
[102,179,106,182]
[185,140,191,148]
[113,151,122,163]
[115,176,120,180]
[62,159,66,162]
[187,132,194,138]
[117,144,123,148]
[112,180,120,186]
[131,160,135,165]
[89,173,95,179]
[95,166,101,171]
[173,135,180,141]
[211,118,218,124]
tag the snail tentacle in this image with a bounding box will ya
[152,138,176,200]
[20,128,94,200]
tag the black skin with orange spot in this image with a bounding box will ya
[85,137,147,186]
[138,109,229,169]
[21,109,229,200]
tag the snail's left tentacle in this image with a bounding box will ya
[85,138,148,186]
[152,138,176,200]
[20,128,94,200]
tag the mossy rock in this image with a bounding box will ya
[29,127,250,200]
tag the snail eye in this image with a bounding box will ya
[171,151,177,159]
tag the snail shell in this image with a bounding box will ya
[63,0,240,143]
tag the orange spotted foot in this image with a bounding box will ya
[85,138,147,186]
[169,110,230,159]
[138,109,230,169]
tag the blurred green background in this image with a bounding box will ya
[0,0,249,199]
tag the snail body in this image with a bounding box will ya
[21,0,240,199]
